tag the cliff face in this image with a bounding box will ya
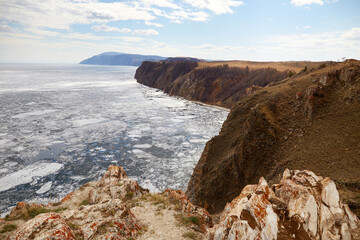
[186,60,360,215]
[135,61,291,108]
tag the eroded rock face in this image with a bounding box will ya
[8,165,145,240]
[207,169,360,240]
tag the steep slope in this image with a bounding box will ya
[135,60,315,108]
[80,52,166,66]
[186,59,360,215]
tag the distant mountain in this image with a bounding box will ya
[79,52,166,66]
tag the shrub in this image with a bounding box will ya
[319,63,327,69]
[182,231,196,239]
[0,224,17,233]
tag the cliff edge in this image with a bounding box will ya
[186,60,360,216]
[135,60,307,108]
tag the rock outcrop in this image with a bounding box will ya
[1,166,359,239]
[207,169,360,240]
[186,60,360,214]
[5,165,146,240]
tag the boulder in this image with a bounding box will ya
[206,169,360,240]
[8,212,75,240]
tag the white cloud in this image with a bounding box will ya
[115,36,143,42]
[190,43,215,50]
[145,21,163,27]
[0,0,154,30]
[92,24,131,33]
[138,0,180,9]
[290,0,323,7]
[132,29,159,36]
[63,33,105,40]
[183,0,244,14]
[0,21,15,32]
[161,10,209,22]
[190,43,243,51]
[25,28,60,37]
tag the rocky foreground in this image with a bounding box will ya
[0,165,359,239]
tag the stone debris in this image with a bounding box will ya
[207,169,360,240]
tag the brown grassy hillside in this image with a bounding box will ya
[135,60,331,108]
[186,59,360,216]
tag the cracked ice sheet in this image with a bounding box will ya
[0,163,63,192]
[0,64,228,214]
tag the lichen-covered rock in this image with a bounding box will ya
[207,169,360,240]
[8,212,75,240]
[163,189,212,231]
[6,165,145,240]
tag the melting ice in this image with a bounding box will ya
[0,64,228,214]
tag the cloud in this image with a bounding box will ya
[161,10,209,23]
[145,21,163,27]
[0,0,154,30]
[63,33,105,40]
[92,24,131,33]
[183,0,244,14]
[190,43,243,51]
[25,28,61,37]
[138,0,180,9]
[132,29,159,36]
[115,36,143,43]
[0,21,15,32]
[290,0,323,7]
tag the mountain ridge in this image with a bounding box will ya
[79,52,166,66]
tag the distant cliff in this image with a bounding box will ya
[135,61,293,108]
[79,52,166,66]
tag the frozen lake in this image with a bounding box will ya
[0,64,228,215]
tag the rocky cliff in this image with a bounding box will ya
[135,61,301,108]
[186,59,360,216]
[1,166,359,239]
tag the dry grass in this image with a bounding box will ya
[198,60,332,72]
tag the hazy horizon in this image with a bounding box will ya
[0,0,359,63]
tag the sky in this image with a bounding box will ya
[0,0,359,63]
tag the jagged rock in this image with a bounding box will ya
[163,189,213,231]
[207,169,360,240]
[8,212,75,240]
[7,165,144,240]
